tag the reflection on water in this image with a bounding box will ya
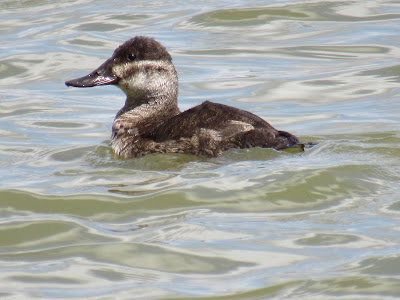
[1,0,400,299]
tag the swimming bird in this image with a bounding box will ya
[65,36,302,158]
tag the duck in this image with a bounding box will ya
[65,36,303,158]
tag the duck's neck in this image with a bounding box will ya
[112,93,180,141]
[116,94,180,120]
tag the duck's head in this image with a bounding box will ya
[65,36,178,105]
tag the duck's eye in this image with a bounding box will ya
[127,53,136,61]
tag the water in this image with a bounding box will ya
[1,0,400,299]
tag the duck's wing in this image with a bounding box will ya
[150,101,276,140]
[149,101,300,153]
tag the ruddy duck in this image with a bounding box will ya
[65,36,302,158]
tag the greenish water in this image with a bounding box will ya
[1,0,400,299]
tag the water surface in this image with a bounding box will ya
[1,0,400,299]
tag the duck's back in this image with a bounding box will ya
[148,101,300,156]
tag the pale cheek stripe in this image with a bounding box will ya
[112,60,173,78]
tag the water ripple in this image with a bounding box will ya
[1,0,400,299]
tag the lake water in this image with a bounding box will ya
[1,0,400,299]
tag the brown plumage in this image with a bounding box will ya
[65,36,302,158]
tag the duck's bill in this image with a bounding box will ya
[65,59,119,87]
[65,72,118,87]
